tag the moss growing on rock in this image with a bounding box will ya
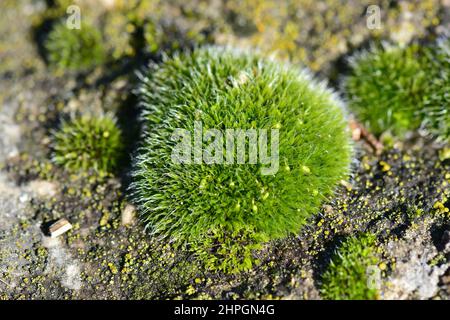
[422,36,450,142]
[131,46,352,271]
[345,40,450,141]
[52,114,123,173]
[344,44,427,136]
[45,21,105,71]
[320,233,380,300]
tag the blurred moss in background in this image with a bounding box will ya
[0,0,444,76]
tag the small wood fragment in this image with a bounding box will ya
[48,218,72,238]
[349,119,384,155]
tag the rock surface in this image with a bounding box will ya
[0,0,449,300]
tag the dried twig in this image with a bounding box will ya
[349,119,383,155]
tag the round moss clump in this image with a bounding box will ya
[45,21,105,71]
[52,114,123,173]
[345,44,427,136]
[422,37,450,141]
[320,234,380,300]
[132,47,352,268]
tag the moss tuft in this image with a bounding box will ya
[52,114,123,173]
[320,233,380,300]
[344,44,427,136]
[422,36,450,141]
[131,46,352,271]
[45,21,105,71]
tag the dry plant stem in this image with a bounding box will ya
[349,119,384,155]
